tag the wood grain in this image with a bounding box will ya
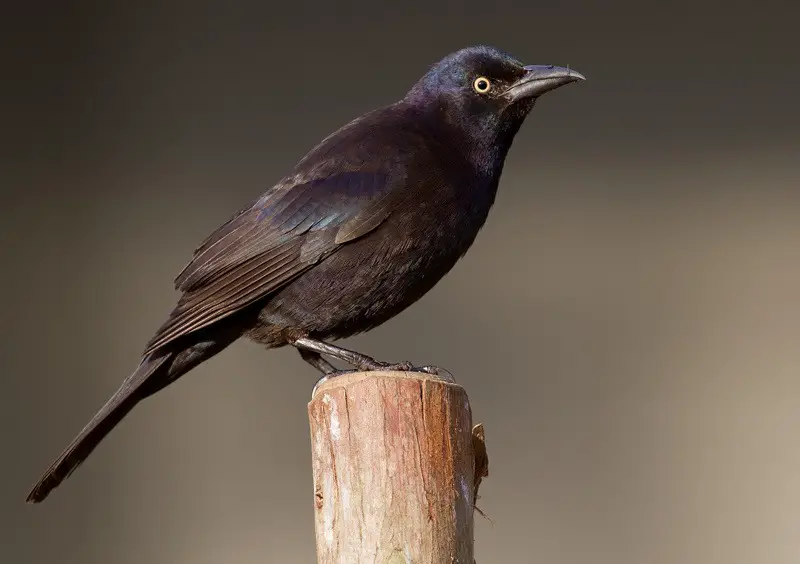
[308,370,480,563]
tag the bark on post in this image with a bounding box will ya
[308,370,485,563]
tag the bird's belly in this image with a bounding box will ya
[255,213,479,342]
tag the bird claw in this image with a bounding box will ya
[312,363,455,397]
[366,360,415,372]
[370,361,457,384]
[312,369,358,395]
[415,365,456,383]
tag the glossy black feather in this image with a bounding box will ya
[144,169,401,355]
[27,45,584,503]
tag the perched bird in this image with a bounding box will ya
[27,45,584,503]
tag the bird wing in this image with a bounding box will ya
[142,169,399,355]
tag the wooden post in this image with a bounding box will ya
[308,370,487,563]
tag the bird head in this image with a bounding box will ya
[405,46,584,156]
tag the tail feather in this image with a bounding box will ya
[27,328,240,503]
[26,354,171,503]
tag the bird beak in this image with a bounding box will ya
[505,65,586,102]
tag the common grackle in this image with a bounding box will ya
[27,45,584,502]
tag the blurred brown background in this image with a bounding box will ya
[3,2,800,563]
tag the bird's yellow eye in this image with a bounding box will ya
[473,76,491,94]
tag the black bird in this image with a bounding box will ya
[27,45,584,503]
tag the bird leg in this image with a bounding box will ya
[299,349,355,396]
[298,349,338,375]
[291,336,448,378]
[292,336,411,371]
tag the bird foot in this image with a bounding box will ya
[361,359,415,372]
[312,369,357,395]
[415,365,456,383]
[292,336,456,384]
[312,365,455,395]
[364,361,456,383]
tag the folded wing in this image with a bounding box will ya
[143,170,399,355]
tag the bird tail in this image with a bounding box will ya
[26,352,172,503]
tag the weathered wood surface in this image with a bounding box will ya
[308,370,484,563]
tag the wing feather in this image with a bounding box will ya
[144,237,313,354]
[143,170,400,355]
